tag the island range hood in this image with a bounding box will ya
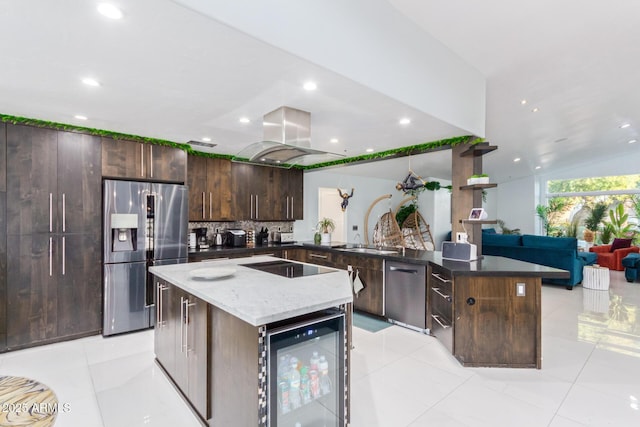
[234,106,344,167]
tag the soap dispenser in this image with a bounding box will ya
[215,228,222,246]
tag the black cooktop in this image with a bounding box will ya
[241,260,335,278]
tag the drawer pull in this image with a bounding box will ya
[431,287,452,302]
[432,273,452,283]
[431,314,451,329]
[309,253,328,259]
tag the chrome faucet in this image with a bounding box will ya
[395,245,406,256]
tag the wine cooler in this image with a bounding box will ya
[267,310,346,427]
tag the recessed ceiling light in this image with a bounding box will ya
[330,138,339,143]
[202,137,211,142]
[629,139,637,144]
[620,123,631,129]
[399,118,411,125]
[535,166,542,170]
[366,148,374,153]
[97,3,123,19]
[82,77,100,87]
[514,157,521,162]
[531,108,539,113]
[239,117,250,124]
[74,115,88,120]
[303,81,317,91]
[521,99,527,105]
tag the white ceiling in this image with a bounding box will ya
[1,0,639,183]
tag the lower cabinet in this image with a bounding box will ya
[453,275,541,368]
[5,232,101,349]
[155,279,209,420]
[334,254,384,317]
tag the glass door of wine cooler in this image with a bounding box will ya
[267,311,346,427]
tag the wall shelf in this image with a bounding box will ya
[459,183,498,190]
[459,219,498,224]
[460,143,497,157]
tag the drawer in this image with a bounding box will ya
[305,250,335,267]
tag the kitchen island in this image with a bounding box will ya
[149,255,353,427]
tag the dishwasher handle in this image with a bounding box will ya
[388,266,418,274]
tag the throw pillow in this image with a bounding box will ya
[610,238,632,252]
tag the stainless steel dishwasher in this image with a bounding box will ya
[385,261,427,331]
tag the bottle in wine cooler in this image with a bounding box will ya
[289,358,302,409]
[300,366,311,404]
[309,351,320,371]
[279,380,290,414]
[277,355,290,382]
[308,369,320,399]
[318,355,331,395]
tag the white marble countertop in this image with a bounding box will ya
[149,256,353,326]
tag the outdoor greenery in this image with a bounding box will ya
[541,174,640,244]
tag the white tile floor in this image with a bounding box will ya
[2,270,640,426]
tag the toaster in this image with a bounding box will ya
[225,229,246,247]
[279,232,295,243]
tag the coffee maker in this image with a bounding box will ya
[195,227,209,249]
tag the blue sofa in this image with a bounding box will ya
[482,232,597,289]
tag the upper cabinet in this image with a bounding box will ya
[102,138,186,183]
[187,155,232,221]
[0,122,6,192]
[231,163,303,221]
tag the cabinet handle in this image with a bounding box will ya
[149,145,153,177]
[49,237,53,277]
[180,296,185,353]
[432,273,452,283]
[291,197,294,218]
[431,287,452,302]
[62,236,65,276]
[156,282,161,325]
[309,253,328,259]
[202,192,205,219]
[286,197,289,219]
[209,192,212,218]
[62,193,66,232]
[186,301,196,355]
[255,195,259,219]
[389,266,418,274]
[49,193,53,233]
[250,195,254,219]
[431,314,451,329]
[140,145,144,177]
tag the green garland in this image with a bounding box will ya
[0,113,483,167]
[300,135,483,170]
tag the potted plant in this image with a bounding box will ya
[583,202,607,243]
[317,217,336,244]
[467,173,489,185]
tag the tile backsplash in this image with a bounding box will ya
[188,220,294,244]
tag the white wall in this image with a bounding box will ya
[494,150,640,235]
[295,170,453,246]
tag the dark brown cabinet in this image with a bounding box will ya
[154,279,209,420]
[5,124,102,350]
[0,122,6,192]
[427,264,453,352]
[453,275,541,368]
[0,124,6,351]
[102,138,186,183]
[335,254,384,316]
[187,155,232,221]
[231,163,303,220]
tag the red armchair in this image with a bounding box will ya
[589,244,640,270]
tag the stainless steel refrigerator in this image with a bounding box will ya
[103,179,188,336]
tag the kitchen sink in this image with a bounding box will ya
[339,247,399,255]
